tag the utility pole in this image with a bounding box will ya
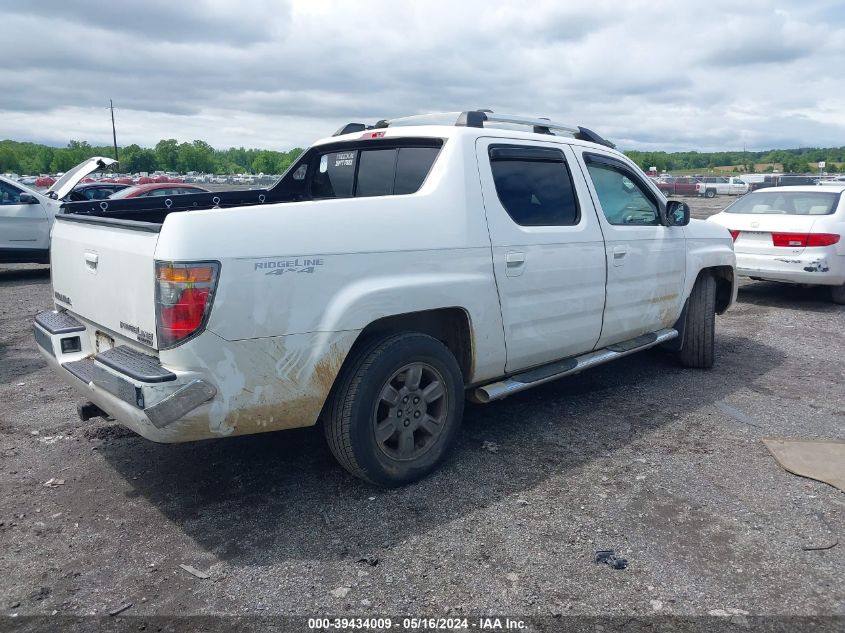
[110,99,119,163]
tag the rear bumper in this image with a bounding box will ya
[34,310,217,442]
[34,310,355,443]
[735,251,845,286]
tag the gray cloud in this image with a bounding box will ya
[2,0,286,45]
[1,0,844,152]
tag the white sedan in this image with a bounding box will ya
[0,157,117,264]
[708,185,845,304]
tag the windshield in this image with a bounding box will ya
[725,191,840,215]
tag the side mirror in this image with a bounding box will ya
[664,200,690,226]
[18,192,38,204]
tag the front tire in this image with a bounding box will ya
[831,284,845,305]
[678,273,716,368]
[323,332,464,487]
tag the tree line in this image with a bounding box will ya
[0,139,303,176]
[625,147,845,174]
[2,138,843,176]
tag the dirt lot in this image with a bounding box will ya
[0,197,843,626]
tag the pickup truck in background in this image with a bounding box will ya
[656,176,701,197]
[0,157,117,263]
[695,177,749,198]
[34,111,737,486]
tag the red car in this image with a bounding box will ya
[657,177,702,197]
[109,183,210,199]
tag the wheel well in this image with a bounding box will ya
[705,265,734,313]
[353,308,473,382]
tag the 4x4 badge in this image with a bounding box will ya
[266,266,316,275]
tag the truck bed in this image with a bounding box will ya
[59,187,279,223]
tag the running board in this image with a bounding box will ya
[473,328,678,403]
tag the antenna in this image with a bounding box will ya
[110,99,119,163]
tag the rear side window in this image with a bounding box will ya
[310,143,440,199]
[488,145,580,226]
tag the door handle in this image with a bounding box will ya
[612,245,627,267]
[505,251,526,277]
[84,251,98,273]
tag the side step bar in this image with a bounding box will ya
[473,328,678,403]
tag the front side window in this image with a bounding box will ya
[585,158,659,226]
[0,181,22,205]
[488,145,580,226]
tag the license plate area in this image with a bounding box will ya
[95,330,115,354]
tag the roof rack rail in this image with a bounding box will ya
[332,110,614,147]
[456,111,615,148]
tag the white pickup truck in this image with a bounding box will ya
[696,177,750,198]
[34,111,736,486]
[0,157,117,263]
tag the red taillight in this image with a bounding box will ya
[729,230,741,241]
[155,262,219,348]
[771,233,841,248]
[807,233,841,247]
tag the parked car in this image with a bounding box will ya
[35,176,56,188]
[108,183,210,198]
[707,185,845,303]
[695,177,749,198]
[657,176,701,197]
[748,174,818,191]
[66,182,131,202]
[0,157,117,264]
[35,110,736,486]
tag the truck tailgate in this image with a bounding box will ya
[50,216,160,349]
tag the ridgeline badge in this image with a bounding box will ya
[254,257,325,276]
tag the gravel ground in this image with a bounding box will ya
[0,196,843,626]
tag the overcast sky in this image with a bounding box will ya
[2,0,844,152]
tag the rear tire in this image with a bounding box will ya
[831,284,845,305]
[705,189,716,198]
[678,273,716,368]
[323,332,464,487]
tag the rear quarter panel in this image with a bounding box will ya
[155,135,505,399]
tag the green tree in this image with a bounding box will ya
[155,139,179,171]
[121,144,158,173]
[0,146,20,172]
[251,150,277,174]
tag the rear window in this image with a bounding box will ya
[312,150,358,198]
[725,191,840,215]
[310,143,441,199]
